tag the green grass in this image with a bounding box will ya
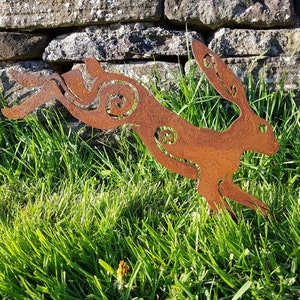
[0,67,299,299]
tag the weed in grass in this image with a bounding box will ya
[0,65,299,299]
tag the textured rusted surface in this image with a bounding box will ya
[1,40,279,215]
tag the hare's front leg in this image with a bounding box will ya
[219,177,270,215]
[197,173,233,215]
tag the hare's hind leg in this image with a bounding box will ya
[1,81,62,119]
[219,177,270,215]
[197,174,233,215]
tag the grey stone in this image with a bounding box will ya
[208,28,300,57]
[0,32,49,61]
[225,56,300,92]
[43,23,203,62]
[0,0,163,30]
[165,0,296,29]
[185,55,300,92]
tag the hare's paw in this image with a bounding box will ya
[219,178,270,215]
[1,106,25,119]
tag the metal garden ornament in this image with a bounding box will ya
[1,40,279,216]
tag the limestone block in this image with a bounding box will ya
[43,23,203,62]
[185,55,300,92]
[227,56,300,92]
[208,28,300,57]
[0,32,49,61]
[0,0,163,30]
[165,0,295,29]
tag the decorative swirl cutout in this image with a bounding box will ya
[156,126,178,146]
[100,80,138,119]
[154,126,199,177]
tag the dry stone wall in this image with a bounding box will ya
[0,0,299,117]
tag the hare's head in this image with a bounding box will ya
[192,39,279,156]
[238,112,279,155]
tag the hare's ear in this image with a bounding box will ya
[84,58,105,77]
[191,39,249,111]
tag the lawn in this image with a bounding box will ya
[0,68,299,299]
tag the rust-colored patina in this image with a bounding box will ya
[1,40,279,215]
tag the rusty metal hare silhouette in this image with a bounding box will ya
[1,40,279,216]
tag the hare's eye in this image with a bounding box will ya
[259,124,267,133]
